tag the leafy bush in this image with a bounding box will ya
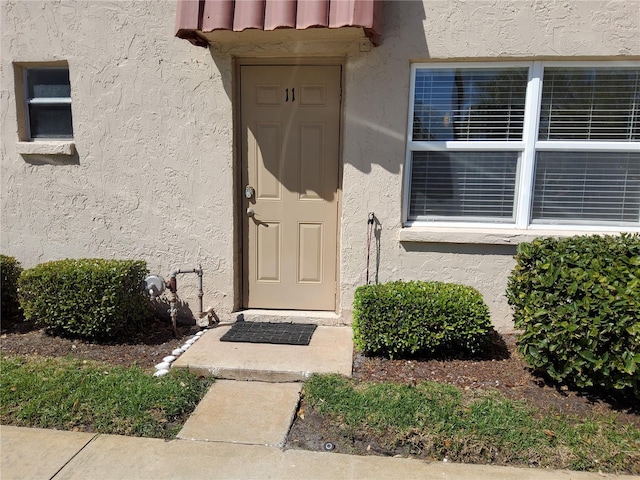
[1,255,23,319]
[18,259,152,340]
[506,234,640,398]
[353,280,493,358]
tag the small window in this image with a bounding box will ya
[24,68,73,139]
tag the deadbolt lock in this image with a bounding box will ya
[245,185,255,199]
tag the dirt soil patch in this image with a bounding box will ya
[0,317,200,370]
[2,318,638,463]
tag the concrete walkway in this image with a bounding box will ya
[2,324,638,479]
[177,380,302,447]
[2,426,636,480]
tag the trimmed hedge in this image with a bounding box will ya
[1,255,23,319]
[353,280,493,358]
[18,259,152,340]
[506,234,640,398]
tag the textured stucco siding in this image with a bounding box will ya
[2,1,638,330]
[1,0,235,317]
[339,0,640,331]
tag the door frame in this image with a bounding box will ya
[233,57,345,313]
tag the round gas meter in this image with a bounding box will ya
[144,275,166,298]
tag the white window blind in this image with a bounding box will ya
[532,152,640,224]
[410,151,517,220]
[539,68,639,141]
[406,62,640,229]
[412,68,528,141]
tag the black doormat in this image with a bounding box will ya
[220,321,317,346]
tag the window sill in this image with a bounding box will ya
[17,140,75,156]
[398,226,635,246]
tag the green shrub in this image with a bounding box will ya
[506,234,640,398]
[353,280,493,358]
[18,259,152,340]
[1,255,23,319]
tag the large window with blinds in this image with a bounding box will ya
[405,62,639,229]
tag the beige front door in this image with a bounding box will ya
[241,65,341,310]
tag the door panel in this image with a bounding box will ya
[299,85,327,106]
[256,221,281,282]
[241,65,341,310]
[298,222,323,283]
[252,124,283,200]
[299,123,325,200]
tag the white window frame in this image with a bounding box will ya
[23,66,73,140]
[403,61,640,233]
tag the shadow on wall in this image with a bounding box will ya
[151,297,196,326]
[21,153,80,166]
[401,242,517,257]
[341,0,428,176]
[366,213,383,284]
[206,0,428,193]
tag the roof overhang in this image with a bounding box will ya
[175,0,383,48]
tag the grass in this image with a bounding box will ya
[303,374,640,474]
[0,355,213,439]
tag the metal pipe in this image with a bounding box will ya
[196,266,204,316]
[168,293,178,337]
[167,266,205,335]
[169,267,204,317]
[170,268,201,276]
[166,274,179,336]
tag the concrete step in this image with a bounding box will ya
[235,309,345,326]
[172,325,353,382]
[177,380,301,447]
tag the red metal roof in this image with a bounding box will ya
[175,0,383,47]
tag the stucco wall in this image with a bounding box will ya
[2,0,638,330]
[338,0,640,331]
[1,0,236,318]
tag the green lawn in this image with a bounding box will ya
[303,374,640,474]
[3,356,638,473]
[0,356,213,439]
